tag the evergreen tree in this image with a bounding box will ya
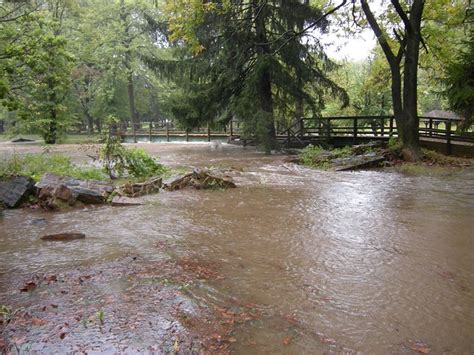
[163,0,347,151]
[443,5,473,130]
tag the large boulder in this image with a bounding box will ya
[332,153,386,171]
[0,176,35,208]
[35,173,114,206]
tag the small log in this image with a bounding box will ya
[41,233,86,241]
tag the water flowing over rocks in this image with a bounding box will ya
[0,176,35,208]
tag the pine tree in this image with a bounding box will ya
[161,1,347,151]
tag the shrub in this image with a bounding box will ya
[300,145,327,166]
[100,136,168,179]
[123,148,168,178]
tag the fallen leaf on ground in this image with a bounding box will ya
[409,340,430,354]
[44,274,57,283]
[228,337,237,343]
[20,281,37,292]
[320,336,337,345]
[283,337,292,345]
[31,317,47,326]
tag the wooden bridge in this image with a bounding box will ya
[118,115,474,157]
[235,115,474,156]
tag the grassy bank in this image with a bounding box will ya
[0,154,107,181]
[297,142,473,173]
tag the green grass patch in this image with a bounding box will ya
[0,154,108,181]
[299,145,354,169]
[57,134,103,144]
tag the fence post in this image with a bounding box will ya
[229,120,233,138]
[429,117,433,137]
[166,120,170,142]
[326,117,331,142]
[148,121,152,142]
[380,117,385,137]
[207,123,211,142]
[299,117,305,135]
[353,117,358,144]
[446,120,452,155]
[185,129,189,142]
[389,116,394,137]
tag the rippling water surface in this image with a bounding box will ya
[1,143,473,353]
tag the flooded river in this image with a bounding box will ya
[1,143,473,353]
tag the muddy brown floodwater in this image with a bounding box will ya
[1,142,474,354]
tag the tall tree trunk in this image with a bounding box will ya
[96,118,102,133]
[294,0,308,133]
[121,0,138,143]
[45,110,57,144]
[361,0,424,161]
[86,112,94,134]
[254,0,276,151]
[45,78,57,144]
[127,69,138,143]
[399,0,424,161]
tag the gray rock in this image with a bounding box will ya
[31,218,48,226]
[0,176,35,208]
[332,153,386,171]
[36,173,113,205]
[41,232,86,241]
[71,187,104,204]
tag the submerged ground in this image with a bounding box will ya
[1,142,473,353]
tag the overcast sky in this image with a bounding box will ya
[319,0,384,61]
[323,28,376,61]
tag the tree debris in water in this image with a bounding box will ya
[164,168,236,191]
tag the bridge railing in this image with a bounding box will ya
[280,115,472,140]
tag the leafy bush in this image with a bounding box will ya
[124,148,168,178]
[387,136,402,152]
[0,154,107,181]
[100,136,167,179]
[300,145,327,166]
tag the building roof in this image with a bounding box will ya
[424,110,462,120]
